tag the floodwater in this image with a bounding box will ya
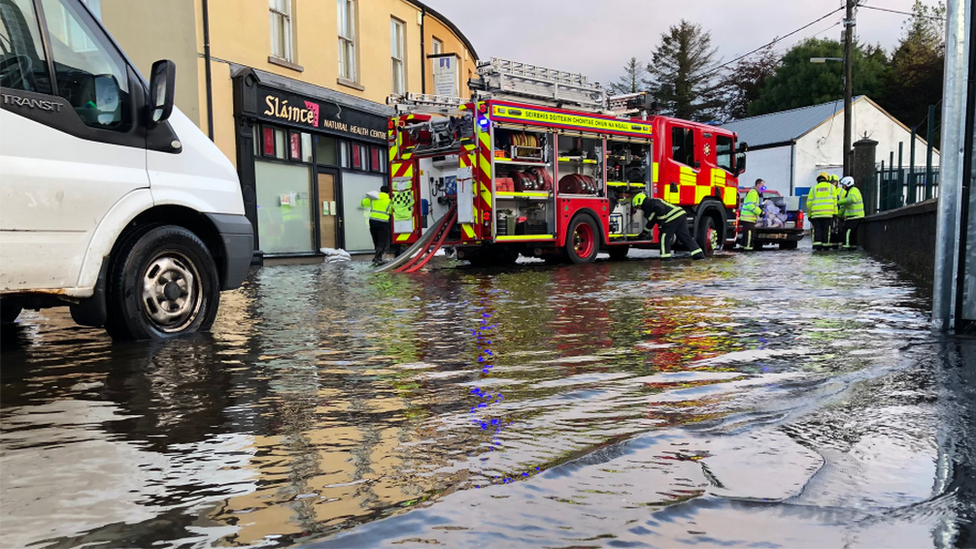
[1,245,974,549]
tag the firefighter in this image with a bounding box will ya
[634,194,705,261]
[806,173,837,251]
[739,179,764,251]
[361,185,392,265]
[828,175,843,249]
[837,176,864,250]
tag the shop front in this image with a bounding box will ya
[233,68,391,259]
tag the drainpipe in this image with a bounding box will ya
[419,7,426,94]
[789,140,796,196]
[202,0,215,140]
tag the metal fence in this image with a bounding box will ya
[873,165,940,213]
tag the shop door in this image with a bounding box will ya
[317,171,338,249]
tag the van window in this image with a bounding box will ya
[0,0,54,94]
[40,0,129,131]
[671,126,695,167]
[716,135,734,172]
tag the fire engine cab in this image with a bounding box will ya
[379,58,746,272]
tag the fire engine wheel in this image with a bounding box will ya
[566,216,599,264]
[696,217,719,258]
[608,246,630,261]
[780,241,798,250]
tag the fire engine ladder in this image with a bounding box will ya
[470,57,607,112]
[373,205,458,273]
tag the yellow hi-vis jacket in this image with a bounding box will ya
[361,192,392,222]
[739,188,762,223]
[807,181,838,219]
[838,187,865,219]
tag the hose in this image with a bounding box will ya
[402,208,457,273]
[372,208,454,273]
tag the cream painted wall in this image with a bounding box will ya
[101,0,201,125]
[99,0,478,167]
[424,15,477,96]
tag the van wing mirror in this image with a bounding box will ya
[148,60,176,127]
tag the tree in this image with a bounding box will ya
[749,38,889,116]
[646,20,723,121]
[882,1,945,128]
[718,44,780,121]
[609,57,649,95]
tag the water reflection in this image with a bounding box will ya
[1,248,970,549]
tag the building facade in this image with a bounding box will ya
[98,0,478,258]
[722,96,939,199]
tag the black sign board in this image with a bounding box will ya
[256,86,387,143]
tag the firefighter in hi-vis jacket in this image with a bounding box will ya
[633,193,705,261]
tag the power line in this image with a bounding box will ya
[860,4,945,20]
[704,6,845,76]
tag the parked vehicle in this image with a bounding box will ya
[0,0,252,339]
[381,58,746,270]
[734,188,805,250]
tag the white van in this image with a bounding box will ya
[0,0,252,339]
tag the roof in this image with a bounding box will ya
[406,1,479,61]
[722,96,865,149]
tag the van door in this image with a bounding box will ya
[0,0,149,292]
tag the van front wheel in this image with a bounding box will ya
[106,225,220,341]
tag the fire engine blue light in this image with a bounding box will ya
[479,118,489,127]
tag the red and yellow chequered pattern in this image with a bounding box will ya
[658,164,737,208]
[389,117,418,243]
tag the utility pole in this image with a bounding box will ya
[843,0,855,176]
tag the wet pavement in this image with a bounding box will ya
[1,244,975,549]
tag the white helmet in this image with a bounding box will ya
[840,176,855,188]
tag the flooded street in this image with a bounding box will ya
[2,246,974,548]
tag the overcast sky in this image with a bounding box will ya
[424,0,938,87]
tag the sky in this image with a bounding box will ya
[423,0,938,87]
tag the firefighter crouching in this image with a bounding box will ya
[634,193,705,261]
[837,176,864,250]
[807,173,838,251]
[361,185,392,265]
[738,179,764,251]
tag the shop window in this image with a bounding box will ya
[390,18,405,95]
[253,125,259,156]
[716,135,734,173]
[254,161,314,254]
[263,126,275,156]
[371,147,387,173]
[269,0,293,62]
[316,136,338,165]
[339,141,349,168]
[671,126,696,167]
[351,143,367,170]
[337,0,356,81]
[289,131,301,160]
[301,133,313,163]
[41,0,130,130]
[0,0,53,94]
[274,128,286,160]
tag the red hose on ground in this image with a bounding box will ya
[402,209,457,273]
[394,205,455,272]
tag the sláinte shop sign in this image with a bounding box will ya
[258,88,387,143]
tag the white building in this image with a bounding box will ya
[722,96,939,198]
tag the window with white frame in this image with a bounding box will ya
[269,0,292,61]
[432,37,443,55]
[337,0,356,81]
[390,18,405,95]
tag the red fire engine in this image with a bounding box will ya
[379,59,747,272]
